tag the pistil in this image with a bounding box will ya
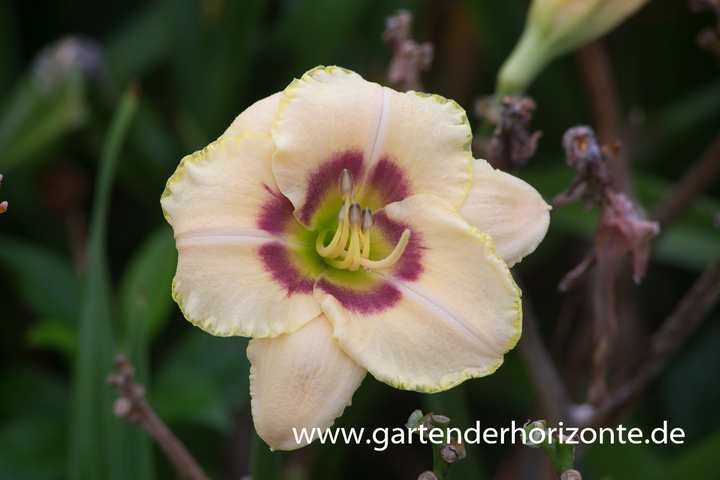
[316,169,411,272]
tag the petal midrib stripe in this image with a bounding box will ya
[374,270,508,358]
[176,228,308,249]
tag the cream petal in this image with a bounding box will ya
[248,314,367,450]
[162,133,322,337]
[458,159,550,267]
[315,194,522,393]
[271,66,472,229]
[223,92,283,137]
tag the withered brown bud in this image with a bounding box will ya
[428,413,450,426]
[486,96,542,173]
[561,469,582,480]
[449,437,466,459]
[552,126,616,211]
[440,444,460,464]
[417,471,438,480]
[113,397,133,418]
[383,10,433,92]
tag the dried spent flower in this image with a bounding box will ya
[601,191,660,284]
[555,126,659,288]
[486,96,543,173]
[383,10,434,92]
[552,126,616,210]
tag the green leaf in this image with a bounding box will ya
[657,430,720,480]
[0,71,87,171]
[117,224,177,342]
[68,84,139,480]
[272,0,369,69]
[26,318,77,357]
[117,277,155,480]
[105,2,173,87]
[250,432,283,480]
[0,366,69,480]
[153,330,250,432]
[0,237,80,323]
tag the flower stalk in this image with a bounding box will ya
[523,420,580,478]
[407,410,466,480]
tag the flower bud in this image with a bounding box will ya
[497,0,652,95]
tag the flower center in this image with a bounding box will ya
[315,169,410,272]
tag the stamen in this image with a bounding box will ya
[330,228,411,272]
[358,229,411,270]
[339,169,354,201]
[348,203,362,229]
[316,202,346,256]
[316,171,410,272]
[317,202,351,258]
[360,207,372,260]
[326,204,363,270]
[326,230,360,270]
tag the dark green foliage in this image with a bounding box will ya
[0,0,718,479]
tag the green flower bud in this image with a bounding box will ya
[497,0,652,95]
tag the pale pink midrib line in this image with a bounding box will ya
[372,268,507,357]
[176,228,307,248]
[356,84,387,194]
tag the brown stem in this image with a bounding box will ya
[576,40,632,195]
[515,274,573,425]
[591,251,720,424]
[108,356,212,480]
[651,129,720,229]
[587,228,625,405]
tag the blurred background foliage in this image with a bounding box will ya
[0,0,719,479]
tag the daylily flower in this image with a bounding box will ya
[161,66,550,450]
[497,0,652,95]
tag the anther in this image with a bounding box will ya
[317,171,410,272]
[348,203,362,228]
[361,207,372,234]
[360,207,372,262]
[339,169,354,200]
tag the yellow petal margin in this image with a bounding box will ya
[272,66,472,228]
[248,314,367,450]
[162,133,322,338]
[458,159,550,267]
[353,89,472,210]
[317,194,522,393]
